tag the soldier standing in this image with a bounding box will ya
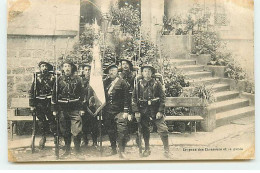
[52,60,85,156]
[119,57,136,92]
[119,58,137,141]
[132,64,171,158]
[103,64,131,159]
[29,61,56,149]
[78,63,98,148]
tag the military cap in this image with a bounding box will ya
[119,57,133,71]
[61,59,77,73]
[104,63,118,74]
[141,64,156,74]
[38,61,53,71]
[78,63,91,69]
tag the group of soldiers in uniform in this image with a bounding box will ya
[29,57,171,159]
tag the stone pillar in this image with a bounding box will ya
[141,0,152,35]
[201,107,216,132]
[141,0,164,43]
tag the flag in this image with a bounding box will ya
[89,21,106,115]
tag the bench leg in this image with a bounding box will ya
[195,122,197,133]
[190,121,192,134]
[11,121,14,140]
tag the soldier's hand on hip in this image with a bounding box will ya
[156,112,163,119]
[123,113,129,119]
[80,110,85,116]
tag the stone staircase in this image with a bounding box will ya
[169,58,255,128]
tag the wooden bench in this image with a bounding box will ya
[8,98,38,140]
[164,97,205,133]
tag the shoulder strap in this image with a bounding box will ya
[107,77,120,95]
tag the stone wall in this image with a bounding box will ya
[7,35,78,108]
[160,35,192,59]
[7,0,80,108]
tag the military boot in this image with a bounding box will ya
[81,134,88,149]
[92,134,98,147]
[39,136,46,150]
[74,136,81,154]
[110,144,117,155]
[142,137,151,157]
[62,137,71,157]
[161,135,172,158]
[118,139,127,159]
[108,132,117,155]
[62,146,71,157]
[142,149,151,157]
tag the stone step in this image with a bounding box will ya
[187,77,220,85]
[209,98,250,113]
[216,106,255,127]
[206,83,230,92]
[214,91,240,102]
[185,71,212,79]
[183,83,230,94]
[175,65,205,72]
[169,59,196,66]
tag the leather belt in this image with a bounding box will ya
[138,97,160,106]
[58,98,80,103]
[36,95,52,100]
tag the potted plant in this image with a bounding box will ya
[185,15,195,35]
[191,31,220,65]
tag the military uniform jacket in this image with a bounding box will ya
[29,72,55,107]
[51,74,84,111]
[103,76,129,115]
[120,70,136,92]
[81,77,95,113]
[132,78,166,117]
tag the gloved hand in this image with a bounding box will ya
[156,112,163,119]
[122,112,129,119]
[135,112,141,122]
[128,114,133,121]
[79,110,85,116]
[30,106,35,111]
[53,111,57,116]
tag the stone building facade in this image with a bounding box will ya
[7,0,80,108]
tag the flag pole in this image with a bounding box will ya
[99,110,103,156]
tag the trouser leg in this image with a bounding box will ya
[36,104,48,149]
[117,120,128,153]
[81,115,89,145]
[90,116,98,146]
[70,110,83,153]
[154,116,169,152]
[36,104,48,137]
[104,116,117,153]
[73,133,81,153]
[60,111,71,153]
[141,116,150,151]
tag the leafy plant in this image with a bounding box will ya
[188,3,211,33]
[224,61,246,80]
[192,31,220,58]
[245,79,255,94]
[162,15,175,35]
[110,4,141,36]
[191,84,215,105]
[184,15,195,34]
[207,51,231,66]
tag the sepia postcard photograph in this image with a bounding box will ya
[7,0,254,162]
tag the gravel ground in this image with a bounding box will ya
[8,116,255,162]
